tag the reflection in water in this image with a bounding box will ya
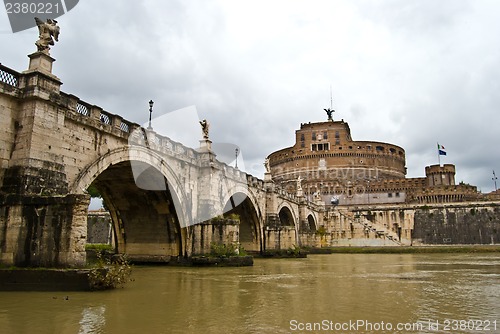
[79,306,106,334]
[0,254,499,334]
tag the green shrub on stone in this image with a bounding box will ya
[88,252,132,290]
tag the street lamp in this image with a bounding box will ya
[493,170,498,192]
[235,148,239,169]
[148,100,154,130]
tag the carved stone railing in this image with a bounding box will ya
[0,63,20,87]
[65,94,133,135]
[57,91,262,187]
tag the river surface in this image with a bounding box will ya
[1,253,499,334]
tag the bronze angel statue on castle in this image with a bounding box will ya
[34,17,60,54]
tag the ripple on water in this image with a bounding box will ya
[1,253,500,334]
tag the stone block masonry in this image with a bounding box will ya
[0,193,89,267]
[413,204,500,245]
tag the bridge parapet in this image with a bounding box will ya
[61,92,136,141]
[0,63,20,87]
[0,64,21,97]
[275,185,302,203]
[246,174,265,190]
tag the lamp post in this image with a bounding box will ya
[147,100,154,130]
[493,170,498,192]
[235,148,239,169]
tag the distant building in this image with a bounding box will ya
[267,115,479,205]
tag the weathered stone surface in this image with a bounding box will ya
[413,205,500,244]
[0,269,92,291]
[0,193,89,267]
[87,211,112,244]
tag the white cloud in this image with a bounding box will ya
[1,0,499,191]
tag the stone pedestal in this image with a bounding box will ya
[264,172,273,182]
[199,139,212,152]
[24,52,59,79]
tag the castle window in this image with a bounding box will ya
[376,146,384,151]
[388,193,393,198]
[323,131,328,139]
[390,148,396,154]
[300,133,305,141]
[312,144,317,151]
[301,141,305,148]
[395,192,400,197]
[324,143,330,150]
[312,132,316,140]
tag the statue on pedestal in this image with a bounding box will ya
[324,108,335,121]
[199,119,210,140]
[35,17,60,54]
[296,176,303,192]
[264,158,271,173]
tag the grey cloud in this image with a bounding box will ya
[1,0,498,192]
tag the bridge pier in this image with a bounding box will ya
[189,218,240,255]
[0,52,91,267]
[0,194,89,267]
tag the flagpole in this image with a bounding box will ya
[437,142,441,166]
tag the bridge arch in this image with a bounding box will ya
[222,187,263,252]
[277,205,297,227]
[72,146,190,224]
[72,146,191,259]
[306,213,317,231]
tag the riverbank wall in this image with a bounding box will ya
[298,201,500,248]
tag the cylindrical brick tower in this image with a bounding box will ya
[267,118,406,199]
[425,164,456,187]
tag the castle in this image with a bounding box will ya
[268,114,481,206]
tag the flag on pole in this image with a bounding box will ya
[437,143,446,156]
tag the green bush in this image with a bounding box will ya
[85,243,114,252]
[227,213,241,221]
[210,242,243,257]
[287,244,302,256]
[316,225,327,237]
[88,252,132,290]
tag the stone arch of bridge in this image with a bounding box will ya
[71,146,190,259]
[222,187,263,252]
[277,205,297,227]
[306,213,317,231]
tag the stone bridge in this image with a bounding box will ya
[0,53,323,267]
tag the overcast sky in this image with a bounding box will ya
[1,0,499,192]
